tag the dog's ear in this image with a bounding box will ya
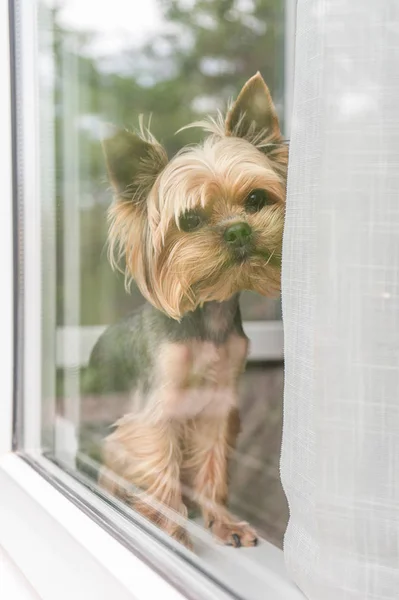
[102,128,168,207]
[225,72,282,144]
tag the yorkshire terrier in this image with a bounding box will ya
[88,73,287,549]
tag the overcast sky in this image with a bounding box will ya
[54,0,165,55]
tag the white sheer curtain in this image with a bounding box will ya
[281,1,399,599]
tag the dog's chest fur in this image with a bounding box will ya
[121,296,249,420]
[152,334,248,419]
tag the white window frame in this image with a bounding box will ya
[0,1,303,599]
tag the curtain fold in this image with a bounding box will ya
[281,1,399,598]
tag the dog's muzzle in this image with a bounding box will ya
[224,222,253,260]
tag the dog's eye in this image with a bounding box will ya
[179,211,203,232]
[245,189,273,213]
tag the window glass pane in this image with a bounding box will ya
[21,0,289,596]
[55,0,285,326]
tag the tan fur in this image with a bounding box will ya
[153,334,248,420]
[107,134,286,318]
[99,334,252,547]
[99,417,190,544]
[105,73,287,319]
[100,73,287,548]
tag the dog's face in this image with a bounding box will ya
[103,73,288,319]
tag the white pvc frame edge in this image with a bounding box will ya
[0,546,40,600]
[0,454,186,600]
[0,0,14,456]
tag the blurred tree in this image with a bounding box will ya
[97,0,285,151]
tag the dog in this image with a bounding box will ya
[87,72,288,549]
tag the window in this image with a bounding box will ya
[6,0,301,598]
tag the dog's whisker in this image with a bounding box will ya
[265,248,277,266]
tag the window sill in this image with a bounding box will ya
[0,547,41,600]
[0,453,303,600]
[0,453,185,600]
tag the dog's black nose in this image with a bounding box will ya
[224,222,252,247]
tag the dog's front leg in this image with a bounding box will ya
[99,416,191,548]
[191,411,258,548]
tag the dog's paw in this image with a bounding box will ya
[171,526,193,550]
[209,520,258,548]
